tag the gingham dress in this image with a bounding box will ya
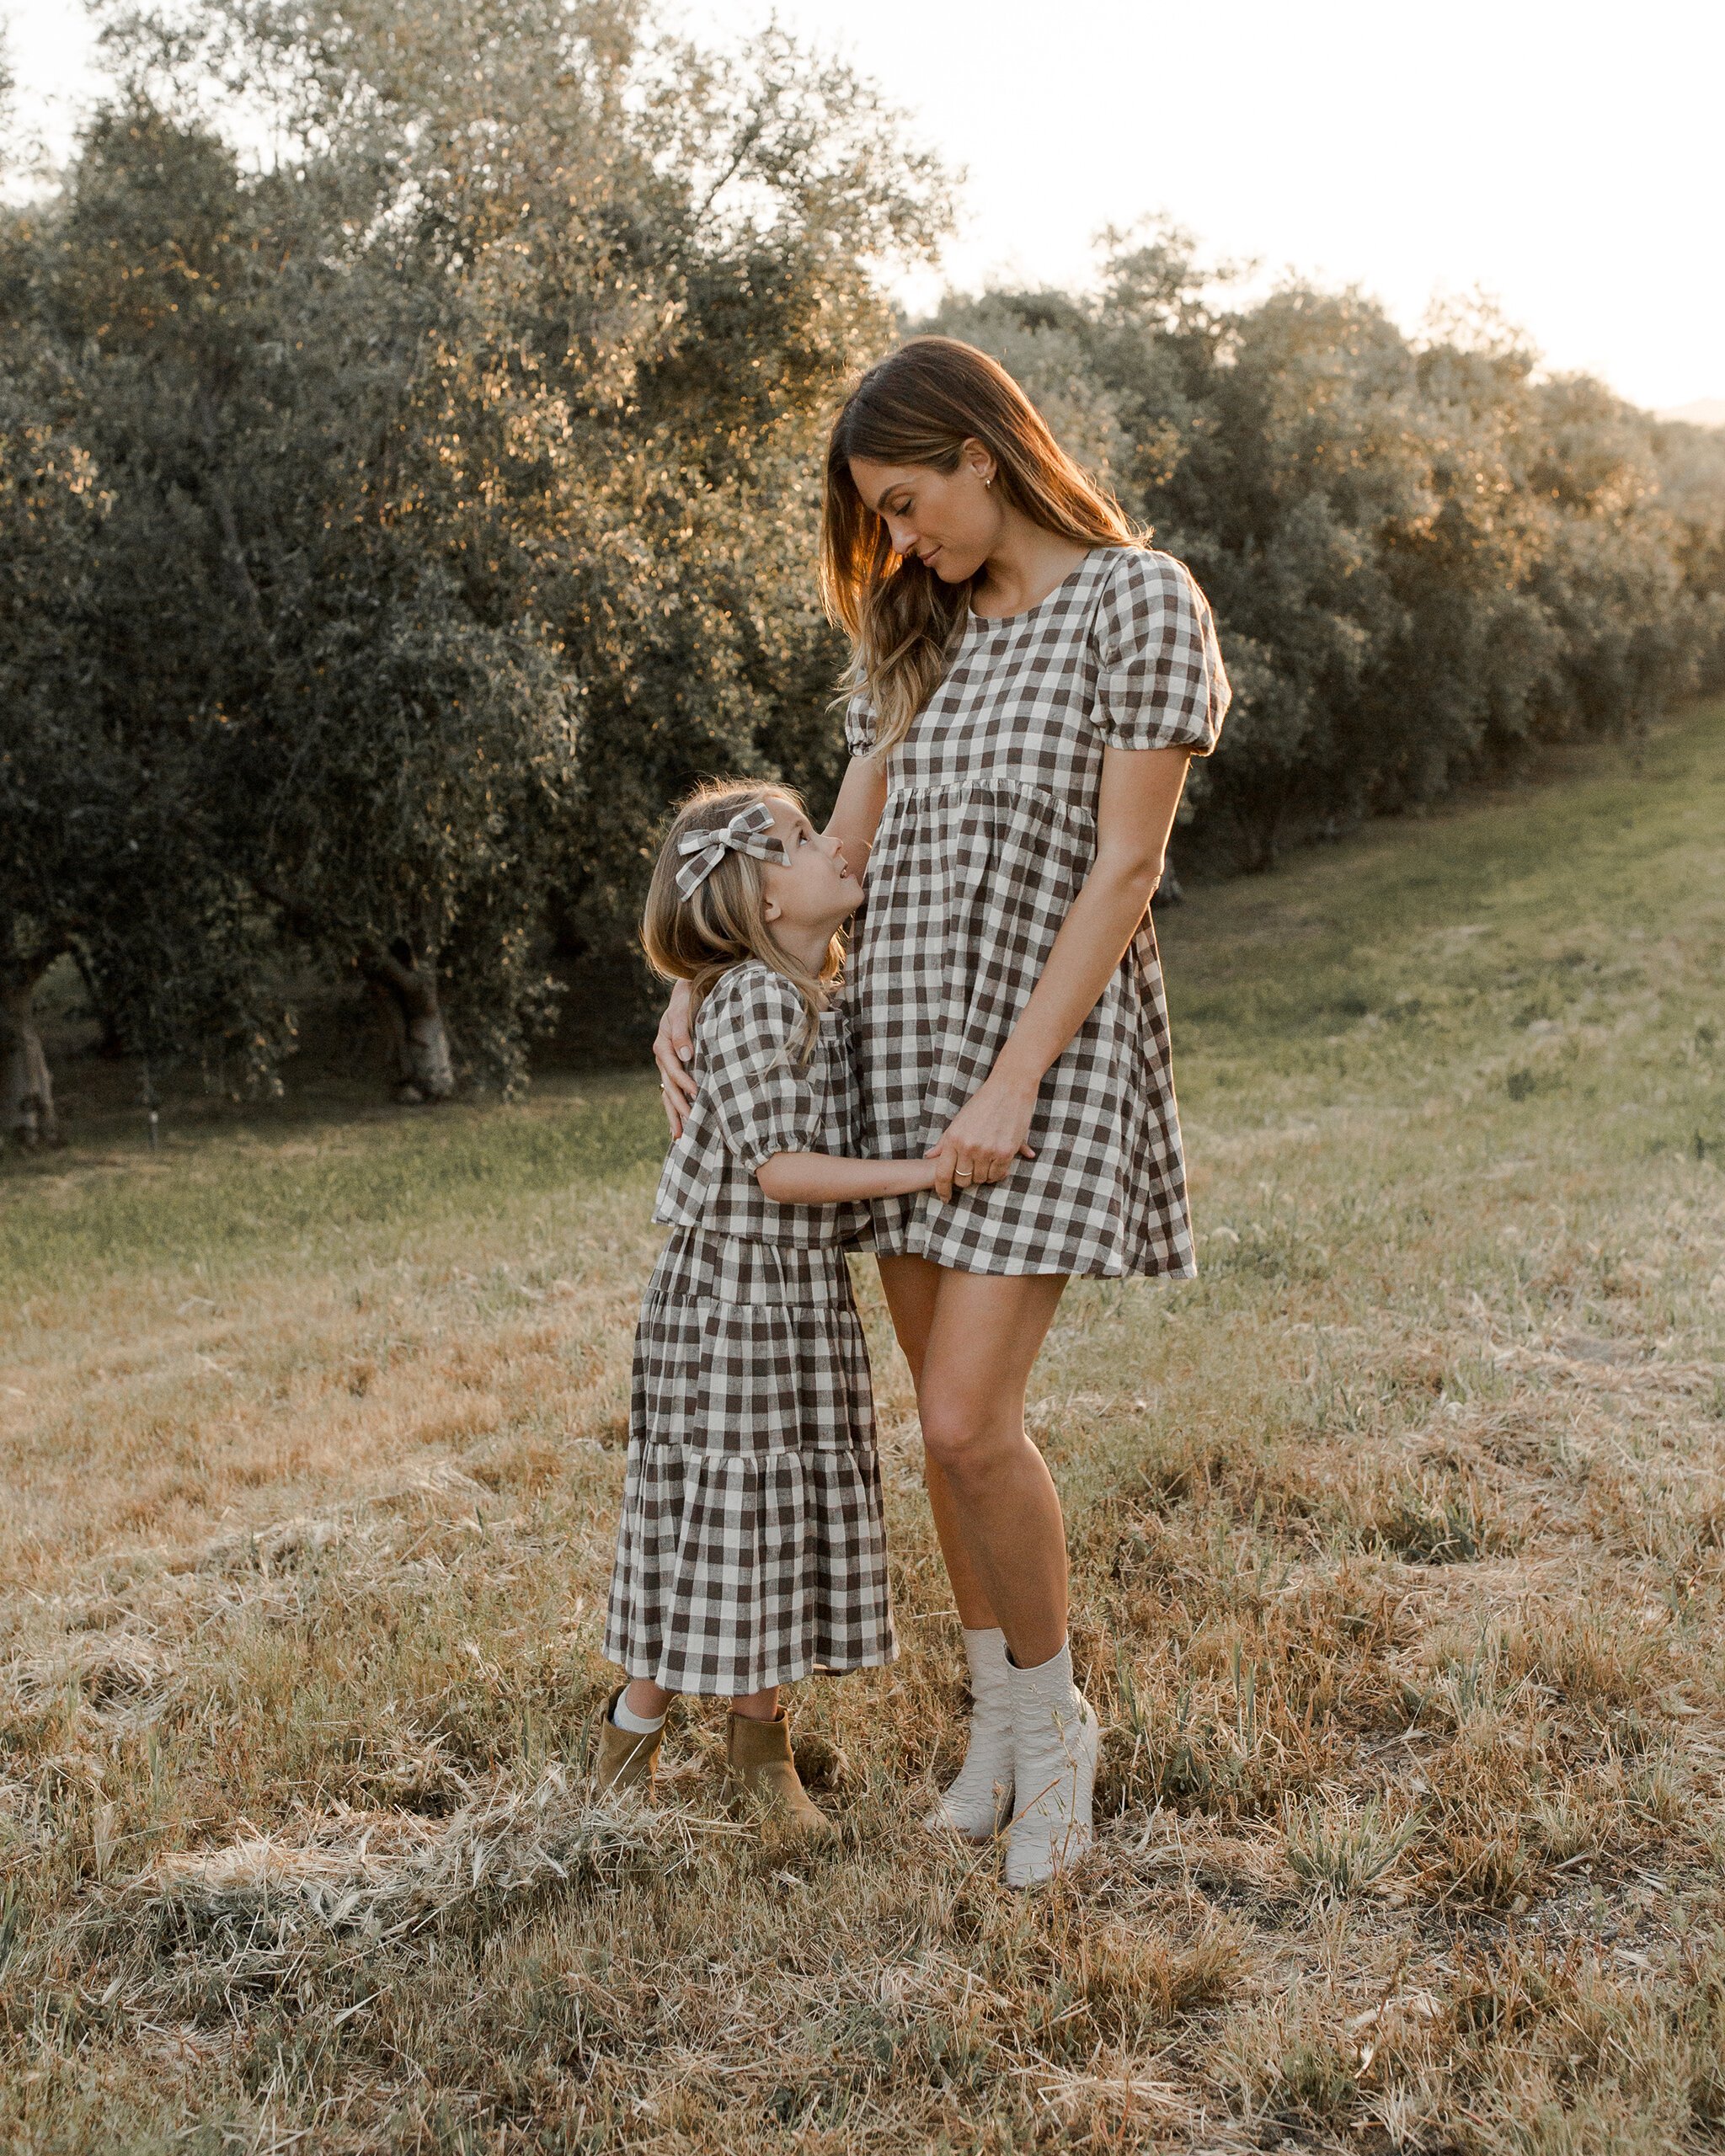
[846,545,1230,1278]
[604,963,896,1697]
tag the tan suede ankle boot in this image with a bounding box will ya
[593,1685,665,1796]
[724,1708,836,1839]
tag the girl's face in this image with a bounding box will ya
[756,795,857,936]
[848,441,1001,584]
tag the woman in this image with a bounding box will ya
[655,337,1229,1884]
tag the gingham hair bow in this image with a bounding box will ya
[674,799,788,899]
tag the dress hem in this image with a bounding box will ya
[866,1234,1197,1282]
[609,1646,900,1697]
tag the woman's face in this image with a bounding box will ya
[848,444,1000,583]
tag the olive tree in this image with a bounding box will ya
[931,231,1725,870]
[0,350,103,1145]
[28,0,944,1100]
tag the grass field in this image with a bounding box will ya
[4,703,1725,2153]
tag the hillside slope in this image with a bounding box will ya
[2,704,1723,2152]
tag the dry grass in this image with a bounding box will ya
[3,703,1725,2151]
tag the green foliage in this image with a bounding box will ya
[2,0,944,1097]
[927,227,1725,868]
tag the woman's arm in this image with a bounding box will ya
[756,1151,938,1205]
[652,755,889,1133]
[924,744,1193,1198]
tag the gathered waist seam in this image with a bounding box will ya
[880,776,1096,824]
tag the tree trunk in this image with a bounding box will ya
[362,940,456,1104]
[0,969,61,1147]
[1234,795,1284,874]
[73,950,126,1060]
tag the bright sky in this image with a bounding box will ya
[7,0,1721,412]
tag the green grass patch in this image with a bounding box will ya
[0,1078,665,1295]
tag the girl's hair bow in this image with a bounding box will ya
[674,798,788,899]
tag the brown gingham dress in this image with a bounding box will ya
[846,545,1230,1278]
[604,963,896,1697]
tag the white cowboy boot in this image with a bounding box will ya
[1003,1639,1099,1887]
[924,1626,1015,1840]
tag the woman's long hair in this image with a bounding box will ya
[820,336,1143,757]
[640,780,841,1066]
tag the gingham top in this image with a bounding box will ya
[845,545,1230,1278]
[653,962,864,1247]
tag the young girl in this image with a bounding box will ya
[596,780,943,1837]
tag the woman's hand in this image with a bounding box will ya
[653,979,697,1137]
[924,1070,1038,1202]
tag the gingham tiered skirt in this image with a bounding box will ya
[603,1229,897,1696]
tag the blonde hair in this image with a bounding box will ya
[820,335,1142,759]
[641,780,842,1065]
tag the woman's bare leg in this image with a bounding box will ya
[878,1256,996,1630]
[918,1272,1070,1667]
[877,1257,1069,1666]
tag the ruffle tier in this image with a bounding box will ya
[603,1229,897,1697]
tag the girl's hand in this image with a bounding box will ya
[924,1071,1038,1202]
[654,979,697,1137]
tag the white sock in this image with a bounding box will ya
[925,1625,1015,1840]
[612,1692,668,1734]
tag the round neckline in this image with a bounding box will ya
[966,547,1108,632]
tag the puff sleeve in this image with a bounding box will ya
[700,968,824,1171]
[1092,547,1231,755]
[843,688,878,759]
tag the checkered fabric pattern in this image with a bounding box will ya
[846,546,1230,1278]
[603,1230,896,1696]
[654,962,867,1248]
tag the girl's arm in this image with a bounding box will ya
[756,1150,938,1206]
[652,754,889,1134]
[924,745,1193,1199]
